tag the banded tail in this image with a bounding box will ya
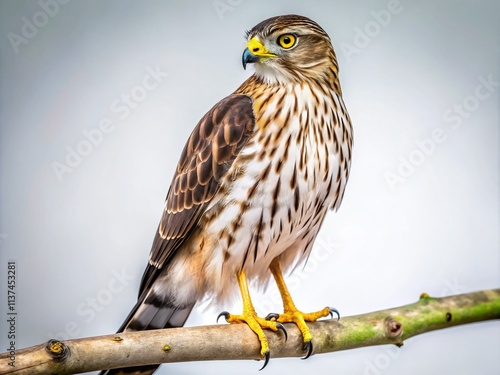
[98,283,195,375]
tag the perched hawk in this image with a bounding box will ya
[101,14,352,374]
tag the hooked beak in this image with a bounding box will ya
[242,48,260,70]
[242,37,275,70]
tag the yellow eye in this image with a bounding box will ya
[277,34,296,49]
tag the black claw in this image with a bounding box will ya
[265,313,280,321]
[328,307,340,322]
[216,311,230,323]
[259,351,270,371]
[301,340,313,360]
[276,322,288,342]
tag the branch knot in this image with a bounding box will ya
[46,339,70,362]
[384,317,403,339]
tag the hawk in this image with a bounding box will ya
[100,14,352,374]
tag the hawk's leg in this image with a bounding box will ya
[217,269,286,369]
[267,257,339,358]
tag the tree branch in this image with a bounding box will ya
[2,289,499,374]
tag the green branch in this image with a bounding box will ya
[1,289,499,374]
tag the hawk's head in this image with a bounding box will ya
[242,15,338,85]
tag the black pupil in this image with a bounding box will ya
[283,36,291,45]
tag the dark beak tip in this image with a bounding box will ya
[242,48,259,70]
[242,48,250,70]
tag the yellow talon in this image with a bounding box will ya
[220,311,274,356]
[218,270,286,369]
[269,258,337,358]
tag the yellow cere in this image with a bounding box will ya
[247,37,276,58]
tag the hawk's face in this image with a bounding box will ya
[242,15,337,85]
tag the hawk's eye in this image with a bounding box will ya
[277,34,296,49]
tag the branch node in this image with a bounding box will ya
[445,312,452,322]
[45,339,70,361]
[384,317,403,339]
[162,345,171,352]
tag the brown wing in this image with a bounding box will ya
[138,94,255,297]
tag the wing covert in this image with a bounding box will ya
[139,94,255,296]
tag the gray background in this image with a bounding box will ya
[1,0,499,374]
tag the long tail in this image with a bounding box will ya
[98,287,195,375]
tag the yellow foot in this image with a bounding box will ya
[217,311,287,369]
[266,306,340,359]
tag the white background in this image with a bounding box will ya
[0,1,499,374]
